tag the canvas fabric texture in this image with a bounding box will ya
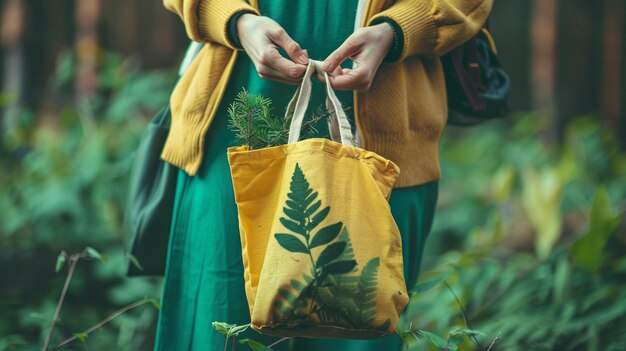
[227,61,408,339]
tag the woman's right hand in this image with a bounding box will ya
[237,14,309,85]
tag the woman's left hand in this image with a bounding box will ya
[318,23,394,92]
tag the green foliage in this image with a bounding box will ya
[73,332,89,342]
[226,89,331,149]
[569,187,622,271]
[521,167,562,258]
[211,322,250,338]
[416,330,447,349]
[399,320,482,351]
[405,114,626,351]
[0,92,17,107]
[227,89,283,148]
[86,246,107,263]
[212,322,255,351]
[127,253,144,272]
[446,328,485,350]
[410,271,450,294]
[0,49,171,350]
[55,254,67,273]
[238,338,272,351]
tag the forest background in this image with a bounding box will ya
[1,1,625,350]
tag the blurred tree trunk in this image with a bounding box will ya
[600,0,625,149]
[75,0,101,100]
[1,0,74,113]
[531,0,558,140]
[621,6,626,150]
[0,0,25,132]
[555,0,603,140]
[1,0,185,114]
[490,0,532,112]
[101,0,188,70]
[601,0,623,126]
[102,0,140,56]
[140,0,188,69]
[24,0,74,108]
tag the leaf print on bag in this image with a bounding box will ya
[271,163,388,331]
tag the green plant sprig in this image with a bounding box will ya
[227,89,343,150]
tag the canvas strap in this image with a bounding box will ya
[285,60,355,147]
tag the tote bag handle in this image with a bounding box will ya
[284,60,356,147]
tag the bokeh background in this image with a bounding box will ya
[1,1,625,350]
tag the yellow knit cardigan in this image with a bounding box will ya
[161,0,493,187]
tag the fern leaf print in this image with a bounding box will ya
[272,163,385,330]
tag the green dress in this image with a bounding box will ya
[154,1,438,350]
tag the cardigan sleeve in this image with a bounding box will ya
[367,0,493,60]
[163,0,260,48]
[370,18,404,63]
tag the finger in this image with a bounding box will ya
[257,65,300,85]
[271,27,308,64]
[323,36,360,73]
[316,66,343,83]
[259,73,299,85]
[269,54,308,81]
[316,72,325,84]
[327,68,371,91]
[258,49,307,81]
[258,68,301,85]
[257,62,305,85]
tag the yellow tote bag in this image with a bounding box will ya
[227,60,408,339]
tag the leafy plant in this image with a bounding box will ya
[226,89,332,149]
[38,248,158,350]
[404,115,626,351]
[569,187,622,271]
[0,49,171,350]
[399,324,486,351]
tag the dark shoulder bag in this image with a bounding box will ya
[125,105,178,276]
[125,42,203,276]
[442,20,511,126]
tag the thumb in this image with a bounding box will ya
[323,36,359,73]
[272,28,309,64]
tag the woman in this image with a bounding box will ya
[154,0,492,350]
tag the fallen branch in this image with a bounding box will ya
[53,298,155,349]
[41,250,88,351]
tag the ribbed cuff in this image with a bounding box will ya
[227,10,257,50]
[370,17,404,63]
[368,0,438,59]
[197,0,259,48]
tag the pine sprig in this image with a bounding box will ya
[227,89,277,148]
[227,89,342,150]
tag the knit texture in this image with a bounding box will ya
[368,0,492,58]
[163,0,260,47]
[161,0,492,188]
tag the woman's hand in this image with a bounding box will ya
[237,14,309,85]
[319,23,394,92]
